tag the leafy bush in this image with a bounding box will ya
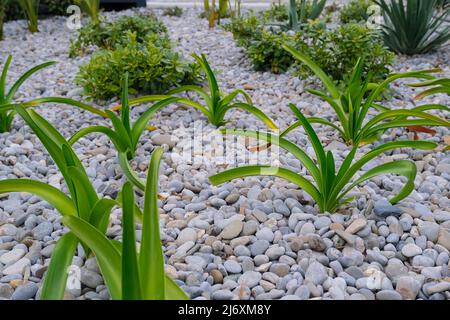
[339,0,372,23]
[374,0,450,55]
[247,29,296,74]
[75,33,200,100]
[225,16,394,81]
[69,14,167,57]
[263,0,325,22]
[291,22,395,82]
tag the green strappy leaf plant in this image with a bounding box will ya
[0,105,120,299]
[111,53,277,130]
[209,104,438,213]
[0,55,54,132]
[18,0,39,33]
[0,55,106,132]
[69,74,181,190]
[408,77,450,100]
[62,148,188,300]
[282,45,450,145]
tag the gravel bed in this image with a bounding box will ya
[0,8,449,300]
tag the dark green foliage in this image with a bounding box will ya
[374,0,450,55]
[340,0,372,23]
[69,14,167,57]
[225,15,394,81]
[163,6,183,17]
[291,22,395,82]
[75,33,200,100]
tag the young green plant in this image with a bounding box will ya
[282,45,450,145]
[18,0,39,33]
[0,105,118,299]
[62,149,188,300]
[209,104,438,213]
[69,74,182,190]
[0,55,107,133]
[112,53,277,130]
[374,0,450,55]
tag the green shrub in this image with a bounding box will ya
[75,33,200,100]
[69,14,167,57]
[247,29,296,74]
[291,23,395,82]
[225,16,394,81]
[339,0,372,23]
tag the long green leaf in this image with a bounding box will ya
[121,182,142,300]
[0,179,77,216]
[140,147,166,300]
[41,233,78,300]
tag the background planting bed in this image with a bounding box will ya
[0,6,449,300]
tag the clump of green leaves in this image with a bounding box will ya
[340,0,372,23]
[75,33,200,100]
[210,104,438,213]
[290,22,395,83]
[18,0,39,33]
[283,45,450,146]
[225,16,394,81]
[70,74,185,190]
[374,0,450,55]
[69,13,167,57]
[163,6,183,17]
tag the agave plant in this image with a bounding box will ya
[112,54,277,130]
[210,104,438,213]
[269,0,326,31]
[0,55,107,133]
[69,74,182,190]
[75,0,100,24]
[18,0,39,33]
[282,45,450,146]
[374,0,450,55]
[409,77,450,100]
[0,105,119,299]
[62,149,188,300]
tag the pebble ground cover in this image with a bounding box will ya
[0,4,449,301]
